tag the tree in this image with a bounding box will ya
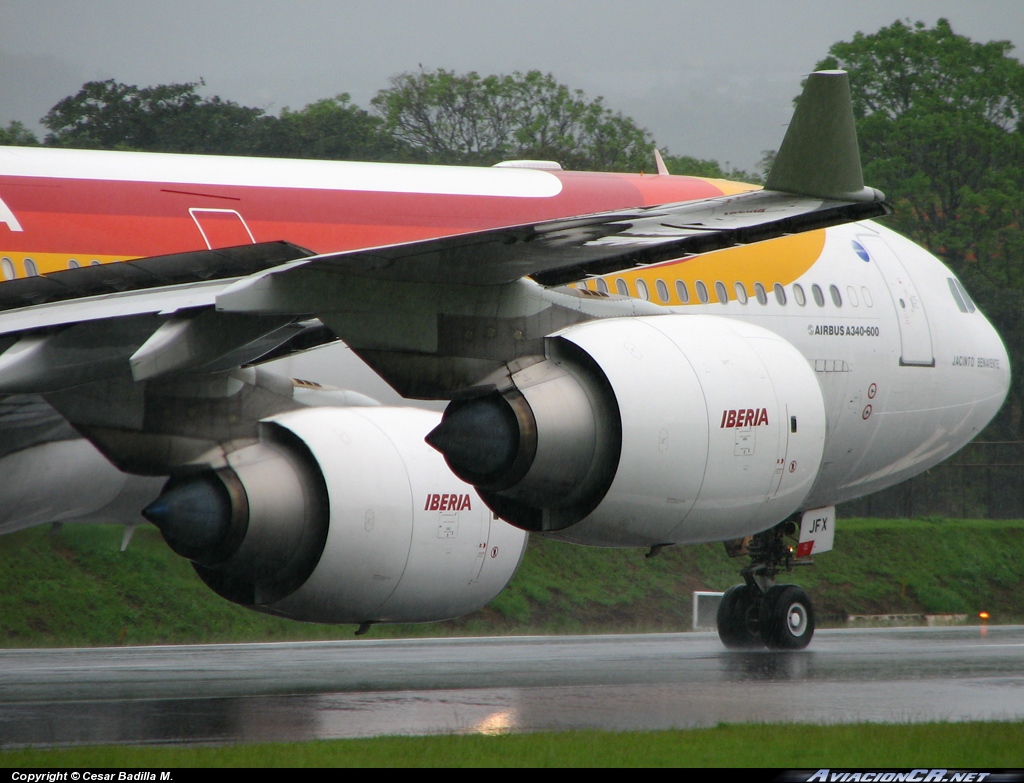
[817,19,1024,437]
[253,94,412,162]
[0,121,39,146]
[660,150,772,184]
[39,80,416,163]
[42,79,266,155]
[370,68,656,170]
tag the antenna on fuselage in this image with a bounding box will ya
[653,148,669,176]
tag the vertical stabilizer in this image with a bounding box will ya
[765,70,883,203]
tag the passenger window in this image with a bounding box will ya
[636,278,650,301]
[90,259,101,266]
[1,257,14,280]
[68,259,80,269]
[754,282,768,305]
[734,281,748,304]
[847,286,859,306]
[596,278,609,295]
[696,280,709,304]
[615,278,628,296]
[774,283,787,305]
[861,286,873,307]
[656,279,669,303]
[676,280,689,303]
[793,284,806,306]
[715,281,728,304]
[24,258,38,277]
[812,284,825,307]
[830,284,842,307]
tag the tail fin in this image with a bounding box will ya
[765,70,883,203]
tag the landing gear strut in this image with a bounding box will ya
[716,518,816,650]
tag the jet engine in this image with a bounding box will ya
[143,406,527,624]
[428,315,827,547]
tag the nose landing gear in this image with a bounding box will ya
[716,518,816,650]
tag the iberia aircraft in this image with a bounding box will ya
[0,72,1009,648]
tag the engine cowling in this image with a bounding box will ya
[143,406,528,624]
[429,314,827,547]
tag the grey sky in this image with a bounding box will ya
[1,1,1022,171]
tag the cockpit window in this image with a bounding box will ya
[947,278,968,313]
[953,279,976,313]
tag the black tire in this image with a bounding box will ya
[759,584,815,650]
[716,584,764,649]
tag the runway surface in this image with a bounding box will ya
[2,625,1023,747]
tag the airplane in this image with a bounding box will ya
[0,71,1009,649]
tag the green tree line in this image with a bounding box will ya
[0,69,754,179]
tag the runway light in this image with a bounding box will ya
[979,611,990,621]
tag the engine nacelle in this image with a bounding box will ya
[429,315,827,547]
[144,406,527,624]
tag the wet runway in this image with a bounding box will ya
[2,626,1023,747]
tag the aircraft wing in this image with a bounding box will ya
[216,186,886,295]
[0,70,883,398]
[0,185,884,336]
[220,70,885,294]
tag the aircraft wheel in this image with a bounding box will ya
[760,584,815,650]
[716,584,764,649]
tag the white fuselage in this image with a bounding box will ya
[656,221,1009,508]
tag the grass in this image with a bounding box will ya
[3,722,1023,767]
[3,521,1022,765]
[2,517,1023,648]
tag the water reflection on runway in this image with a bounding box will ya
[2,626,1023,748]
